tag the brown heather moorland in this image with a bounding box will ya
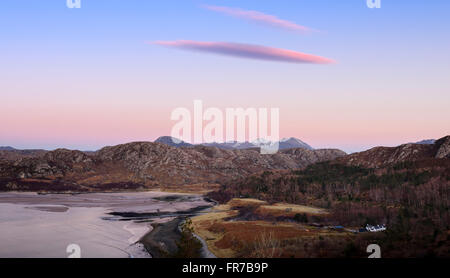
[206,136,450,257]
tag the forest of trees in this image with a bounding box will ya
[208,158,450,257]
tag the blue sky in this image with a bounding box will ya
[1,0,449,152]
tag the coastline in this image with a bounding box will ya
[139,199,218,258]
[139,218,217,258]
[0,191,215,258]
[139,218,183,258]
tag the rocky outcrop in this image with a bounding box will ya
[3,149,94,179]
[338,135,450,168]
[435,136,450,159]
[0,149,47,162]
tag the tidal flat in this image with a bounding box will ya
[0,191,213,258]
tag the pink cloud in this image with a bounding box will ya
[203,5,314,33]
[153,40,335,64]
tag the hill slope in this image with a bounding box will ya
[337,136,450,168]
[208,136,450,257]
[0,142,345,192]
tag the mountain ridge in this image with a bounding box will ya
[337,135,450,168]
[1,135,448,192]
[154,136,313,150]
[0,141,345,192]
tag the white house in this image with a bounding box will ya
[366,224,387,232]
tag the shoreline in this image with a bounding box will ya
[0,191,216,258]
[139,218,183,258]
[0,182,220,196]
[0,188,207,195]
[138,200,218,258]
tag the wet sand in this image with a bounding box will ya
[137,203,218,258]
[0,191,213,258]
[139,218,183,258]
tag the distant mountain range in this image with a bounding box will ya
[415,139,436,145]
[1,137,439,153]
[154,136,314,151]
[154,136,194,148]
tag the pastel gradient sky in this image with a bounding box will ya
[1,0,449,153]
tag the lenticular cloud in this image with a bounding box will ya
[203,5,313,33]
[153,40,335,65]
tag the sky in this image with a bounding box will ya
[0,0,449,153]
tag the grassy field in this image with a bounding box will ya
[257,203,328,217]
[191,204,239,257]
[191,198,352,258]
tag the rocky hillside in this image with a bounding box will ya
[0,149,47,162]
[3,136,447,192]
[210,136,450,215]
[0,142,345,191]
[337,136,450,168]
